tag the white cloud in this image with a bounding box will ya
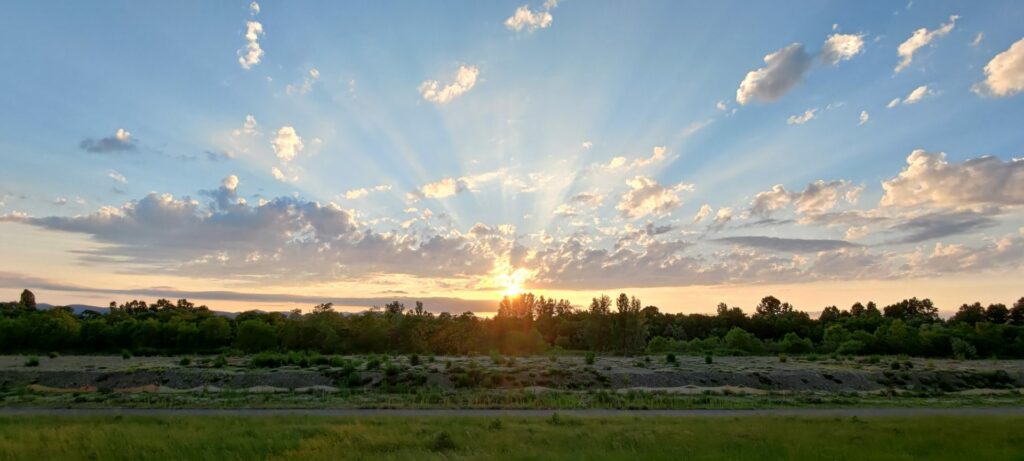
[418,177,463,199]
[242,115,258,135]
[881,149,1024,208]
[858,110,870,126]
[716,100,728,111]
[973,37,1024,98]
[821,33,865,65]
[736,43,814,105]
[249,1,260,15]
[895,15,958,73]
[971,32,984,48]
[750,185,791,216]
[751,180,859,216]
[419,65,479,104]
[845,225,870,240]
[287,68,321,95]
[108,170,127,184]
[681,119,713,138]
[504,5,553,32]
[271,166,291,183]
[616,176,694,219]
[271,126,304,163]
[222,175,239,191]
[238,21,264,70]
[888,85,932,107]
[581,141,593,150]
[712,207,733,228]
[80,128,137,153]
[786,108,817,125]
[904,85,932,104]
[693,204,712,223]
[630,146,670,168]
[344,185,391,199]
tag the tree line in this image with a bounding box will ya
[2,289,1024,359]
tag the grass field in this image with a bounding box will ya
[0,415,1019,460]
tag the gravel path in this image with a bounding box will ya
[2,407,1023,417]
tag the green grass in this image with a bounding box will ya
[0,415,1019,460]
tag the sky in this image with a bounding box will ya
[1,0,1023,316]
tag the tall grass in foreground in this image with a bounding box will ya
[0,415,1019,460]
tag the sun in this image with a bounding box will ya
[495,267,532,297]
[503,281,522,296]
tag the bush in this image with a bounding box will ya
[836,339,866,356]
[666,353,676,364]
[47,351,59,359]
[179,357,192,366]
[490,350,504,365]
[212,355,227,368]
[952,338,977,360]
[428,432,457,452]
[704,355,713,364]
[778,353,788,363]
[250,352,287,368]
[584,351,596,365]
[724,327,763,354]
[365,357,381,370]
[409,354,420,366]
[121,349,132,360]
[24,356,39,367]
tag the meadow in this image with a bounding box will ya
[0,414,1020,460]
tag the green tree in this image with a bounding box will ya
[19,289,36,310]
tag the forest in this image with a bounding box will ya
[2,289,1023,359]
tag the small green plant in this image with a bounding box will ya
[428,431,457,452]
[409,354,421,366]
[704,355,713,365]
[24,356,39,367]
[47,351,59,359]
[487,419,503,430]
[121,349,132,360]
[490,350,503,365]
[585,351,596,365]
[179,357,192,366]
[666,353,677,364]
[778,353,788,363]
[212,355,227,368]
[365,357,381,370]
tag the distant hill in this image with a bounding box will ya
[37,303,238,318]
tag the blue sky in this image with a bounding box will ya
[1,1,1022,314]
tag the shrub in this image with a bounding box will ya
[428,432,457,452]
[179,357,192,366]
[490,350,504,365]
[24,356,39,367]
[584,351,596,365]
[212,355,228,368]
[836,339,866,356]
[47,351,60,359]
[666,353,677,364]
[952,338,977,360]
[365,357,381,370]
[704,355,713,364]
[409,354,421,366]
[121,349,132,360]
[778,353,788,363]
[487,419,503,430]
[250,352,287,368]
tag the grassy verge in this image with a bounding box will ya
[3,387,1024,410]
[0,414,1019,460]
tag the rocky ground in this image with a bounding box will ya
[1,355,1022,396]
